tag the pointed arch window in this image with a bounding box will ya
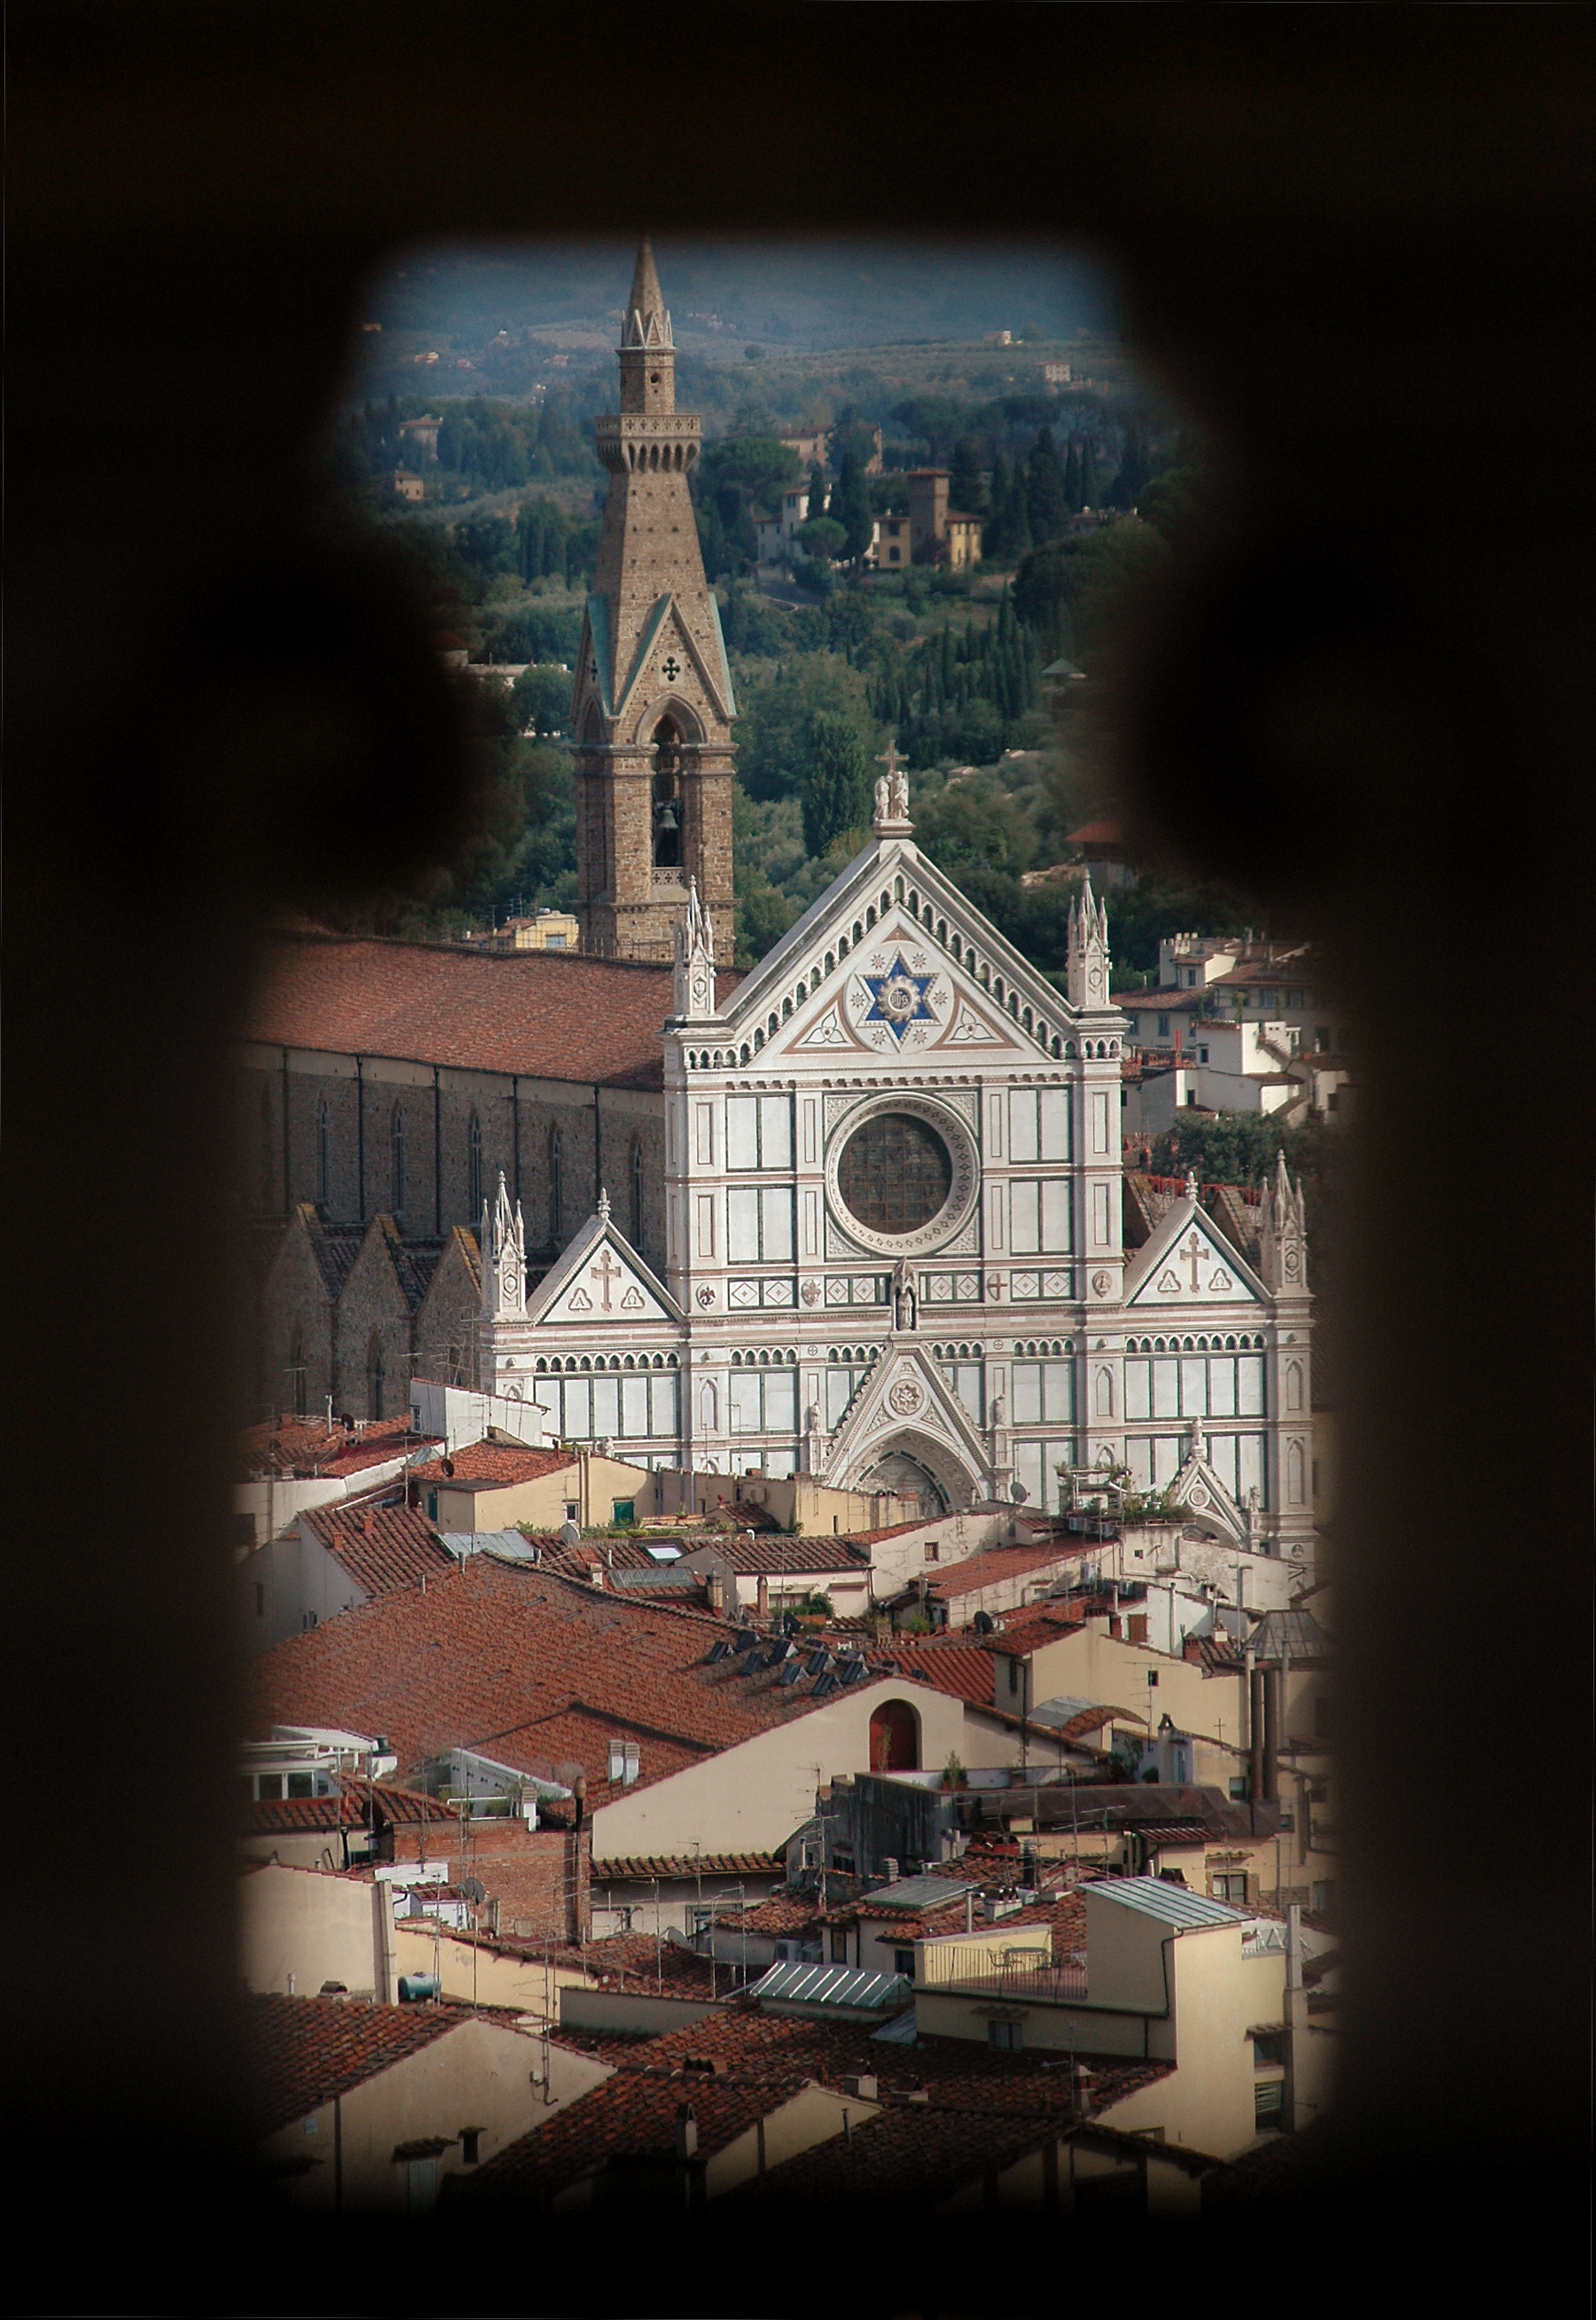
[316,1096,331,1210]
[289,1324,307,1419]
[367,1330,387,1423]
[468,1111,483,1219]
[549,1127,565,1242]
[651,717,682,867]
[390,1104,406,1215]
[630,1135,645,1251]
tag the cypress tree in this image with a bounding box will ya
[807,460,827,522]
[801,711,871,858]
[831,451,872,565]
[1064,438,1084,512]
[1080,438,1102,511]
[949,436,986,515]
[984,453,1013,556]
[1027,426,1068,545]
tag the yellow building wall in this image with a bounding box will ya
[703,2083,880,2199]
[391,1922,592,2016]
[588,1677,966,1860]
[257,2015,612,2209]
[241,1862,391,2000]
[431,1453,652,1533]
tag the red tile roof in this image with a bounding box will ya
[246,1992,466,2135]
[869,1641,996,1707]
[246,1557,936,1802]
[686,1538,872,1577]
[302,1501,456,1595]
[592,1853,786,1882]
[466,2000,1171,2202]
[246,931,745,1092]
[708,1893,825,1936]
[915,1541,1082,1602]
[242,1415,439,1480]
[239,1782,444,1837]
[411,1443,574,1487]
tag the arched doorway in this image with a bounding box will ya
[869,1698,920,1773]
[855,1449,951,1514]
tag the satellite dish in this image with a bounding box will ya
[1010,1481,1030,1503]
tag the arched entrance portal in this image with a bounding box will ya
[855,1450,950,1513]
[869,1698,920,1773]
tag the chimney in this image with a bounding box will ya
[841,2073,878,2101]
[704,1570,725,1615]
[1070,2062,1094,2120]
[756,1575,770,1621]
[674,2103,698,2160]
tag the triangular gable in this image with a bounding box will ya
[528,1211,681,1329]
[1124,1199,1265,1311]
[1167,1452,1249,1545]
[756,909,1044,1064]
[824,1346,992,1498]
[614,592,732,727]
[720,838,1087,1065]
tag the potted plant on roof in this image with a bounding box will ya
[942,1751,968,1793]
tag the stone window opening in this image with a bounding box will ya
[316,1095,330,1211]
[630,1135,645,1251]
[652,717,683,867]
[468,1111,483,1219]
[390,1103,405,1216]
[549,1127,565,1242]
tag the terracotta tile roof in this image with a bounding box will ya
[410,1443,574,1487]
[246,1992,466,2135]
[301,1501,456,1595]
[575,1932,721,1996]
[708,1893,825,1936]
[466,2003,1170,2206]
[966,1603,1086,1655]
[686,1538,873,1577]
[242,1415,439,1480]
[239,1782,443,1837]
[915,1541,1082,1602]
[246,931,745,1092]
[246,1557,936,1802]
[868,1641,995,1707]
[592,1853,786,1883]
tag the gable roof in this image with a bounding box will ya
[409,1443,574,1487]
[914,1540,1081,1603]
[241,1415,440,1481]
[246,1556,949,1803]
[246,931,744,1092]
[301,1501,455,1595]
[527,1206,681,1329]
[246,1993,466,2135]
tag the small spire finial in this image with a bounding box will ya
[598,1186,612,1222]
[1185,1170,1200,1204]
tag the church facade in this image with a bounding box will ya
[240,243,1315,1564]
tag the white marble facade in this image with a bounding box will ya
[479,811,1315,1560]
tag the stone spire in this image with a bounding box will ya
[622,237,672,352]
[481,1171,526,1318]
[673,875,717,1021]
[1066,871,1112,1009]
[1258,1150,1309,1292]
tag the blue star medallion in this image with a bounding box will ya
[861,956,938,1043]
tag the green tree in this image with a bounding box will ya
[511,664,571,737]
[830,449,874,566]
[1026,427,1068,546]
[735,865,799,965]
[1064,437,1084,511]
[801,710,872,858]
[948,438,986,515]
[1109,417,1152,509]
[794,515,847,561]
[1079,436,1102,510]
[735,653,874,802]
[1136,464,1207,549]
[1012,518,1170,660]
[806,459,827,520]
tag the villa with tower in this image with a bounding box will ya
[239,241,1315,1565]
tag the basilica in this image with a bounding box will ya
[241,242,1315,1564]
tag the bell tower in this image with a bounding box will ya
[569,239,737,962]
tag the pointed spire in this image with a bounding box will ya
[1184,1170,1200,1205]
[598,1186,611,1222]
[674,875,717,1021]
[623,236,671,349]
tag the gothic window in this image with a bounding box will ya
[549,1128,564,1242]
[390,1104,405,1215]
[651,717,682,868]
[316,1096,331,1209]
[468,1111,483,1218]
[367,1330,386,1422]
[289,1325,306,1419]
[630,1136,645,1250]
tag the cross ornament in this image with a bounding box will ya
[875,738,906,782]
[661,654,681,683]
[1179,1230,1207,1292]
[589,1246,625,1311]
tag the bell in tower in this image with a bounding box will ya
[567,239,738,962]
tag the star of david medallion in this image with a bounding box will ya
[859,956,937,1045]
